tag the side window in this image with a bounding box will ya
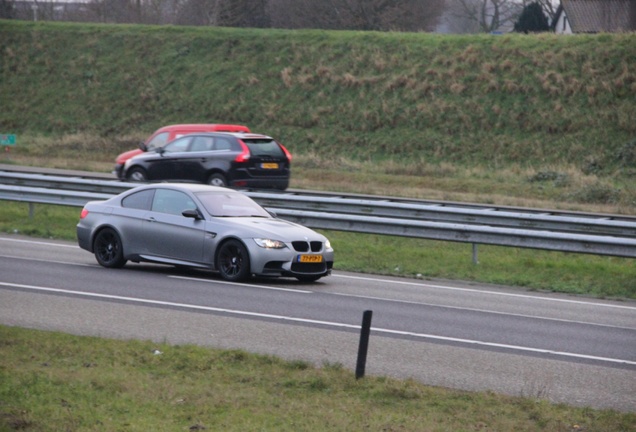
[152,189,197,216]
[190,136,215,152]
[122,189,154,210]
[146,132,170,151]
[163,137,191,153]
[215,138,233,151]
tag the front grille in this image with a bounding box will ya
[292,241,323,252]
[292,241,308,252]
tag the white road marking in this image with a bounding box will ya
[0,237,79,248]
[170,275,312,294]
[2,281,635,367]
[333,274,636,310]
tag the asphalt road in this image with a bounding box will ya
[1,234,635,412]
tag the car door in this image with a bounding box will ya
[177,135,216,182]
[140,188,206,264]
[146,136,192,181]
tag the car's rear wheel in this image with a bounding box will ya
[93,228,127,268]
[126,167,147,182]
[206,173,227,187]
[216,239,250,282]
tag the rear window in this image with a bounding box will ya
[243,139,285,158]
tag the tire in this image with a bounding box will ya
[296,275,322,283]
[206,173,227,187]
[126,167,148,182]
[216,239,250,282]
[93,228,127,268]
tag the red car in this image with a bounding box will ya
[113,124,250,180]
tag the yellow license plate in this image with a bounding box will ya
[298,255,323,263]
[261,163,279,169]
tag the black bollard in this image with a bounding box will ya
[355,310,373,379]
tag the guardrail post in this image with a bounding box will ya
[29,203,34,219]
[355,310,373,379]
[472,243,479,265]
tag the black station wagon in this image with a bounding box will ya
[122,132,291,190]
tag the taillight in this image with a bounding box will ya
[80,208,89,219]
[235,140,251,163]
[279,143,292,161]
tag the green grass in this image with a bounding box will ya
[1,201,634,299]
[1,325,634,431]
[1,22,635,209]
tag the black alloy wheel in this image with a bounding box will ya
[216,239,250,282]
[126,167,148,182]
[93,228,127,268]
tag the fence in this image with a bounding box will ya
[1,170,635,259]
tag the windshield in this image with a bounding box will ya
[195,191,271,218]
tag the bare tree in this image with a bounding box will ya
[440,0,527,33]
[174,0,268,27]
[0,0,15,19]
[218,0,269,28]
[268,0,443,31]
[532,0,558,23]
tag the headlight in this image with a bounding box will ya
[254,238,287,249]
[325,239,332,250]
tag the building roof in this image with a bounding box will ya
[560,0,636,33]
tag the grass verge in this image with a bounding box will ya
[1,325,634,431]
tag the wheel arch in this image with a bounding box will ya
[90,224,124,253]
[213,235,248,269]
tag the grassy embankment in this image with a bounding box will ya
[0,20,635,298]
[1,325,635,431]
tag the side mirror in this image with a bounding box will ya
[138,141,148,152]
[182,209,202,220]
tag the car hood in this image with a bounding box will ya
[115,148,143,164]
[214,217,324,241]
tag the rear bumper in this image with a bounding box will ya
[231,165,290,190]
[230,177,289,190]
[76,223,93,252]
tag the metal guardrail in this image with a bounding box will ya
[1,171,635,258]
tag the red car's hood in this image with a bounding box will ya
[115,149,143,164]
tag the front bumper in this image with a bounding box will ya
[113,164,126,180]
[243,239,334,278]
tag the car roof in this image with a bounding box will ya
[127,183,238,194]
[156,124,250,133]
[182,132,274,140]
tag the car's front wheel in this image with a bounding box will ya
[93,228,127,268]
[216,240,250,282]
[206,173,227,187]
[126,167,148,182]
